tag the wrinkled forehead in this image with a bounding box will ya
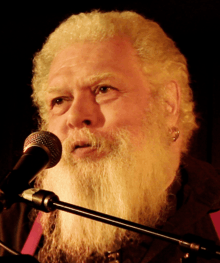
[48,37,143,81]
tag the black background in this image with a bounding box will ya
[1,0,220,179]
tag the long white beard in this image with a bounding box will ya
[36,116,178,262]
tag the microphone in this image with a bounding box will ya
[0,131,62,210]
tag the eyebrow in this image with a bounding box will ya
[47,72,116,93]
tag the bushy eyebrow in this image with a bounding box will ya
[83,73,116,86]
[47,72,116,93]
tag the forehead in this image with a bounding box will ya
[48,37,144,83]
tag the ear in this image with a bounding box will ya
[164,81,180,127]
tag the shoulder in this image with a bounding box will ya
[180,155,220,211]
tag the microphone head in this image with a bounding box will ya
[23,131,62,168]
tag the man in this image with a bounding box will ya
[29,10,220,262]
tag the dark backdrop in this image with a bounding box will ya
[1,0,220,179]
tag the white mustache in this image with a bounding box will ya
[63,128,122,154]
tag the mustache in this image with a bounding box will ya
[62,128,119,154]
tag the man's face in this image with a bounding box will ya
[46,37,153,158]
[39,37,178,262]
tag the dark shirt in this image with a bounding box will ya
[0,202,32,256]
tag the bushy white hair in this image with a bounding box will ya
[32,10,197,152]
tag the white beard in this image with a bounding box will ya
[36,114,178,263]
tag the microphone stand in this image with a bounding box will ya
[19,188,220,262]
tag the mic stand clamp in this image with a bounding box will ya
[20,188,58,212]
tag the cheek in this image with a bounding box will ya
[47,114,67,142]
[102,103,146,135]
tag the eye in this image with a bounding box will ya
[94,85,113,95]
[93,85,119,104]
[51,96,72,108]
[49,96,72,115]
[52,97,64,106]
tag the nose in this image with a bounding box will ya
[66,92,104,129]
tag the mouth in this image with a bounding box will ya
[71,141,99,159]
[71,139,108,159]
[74,143,92,150]
[72,140,96,152]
